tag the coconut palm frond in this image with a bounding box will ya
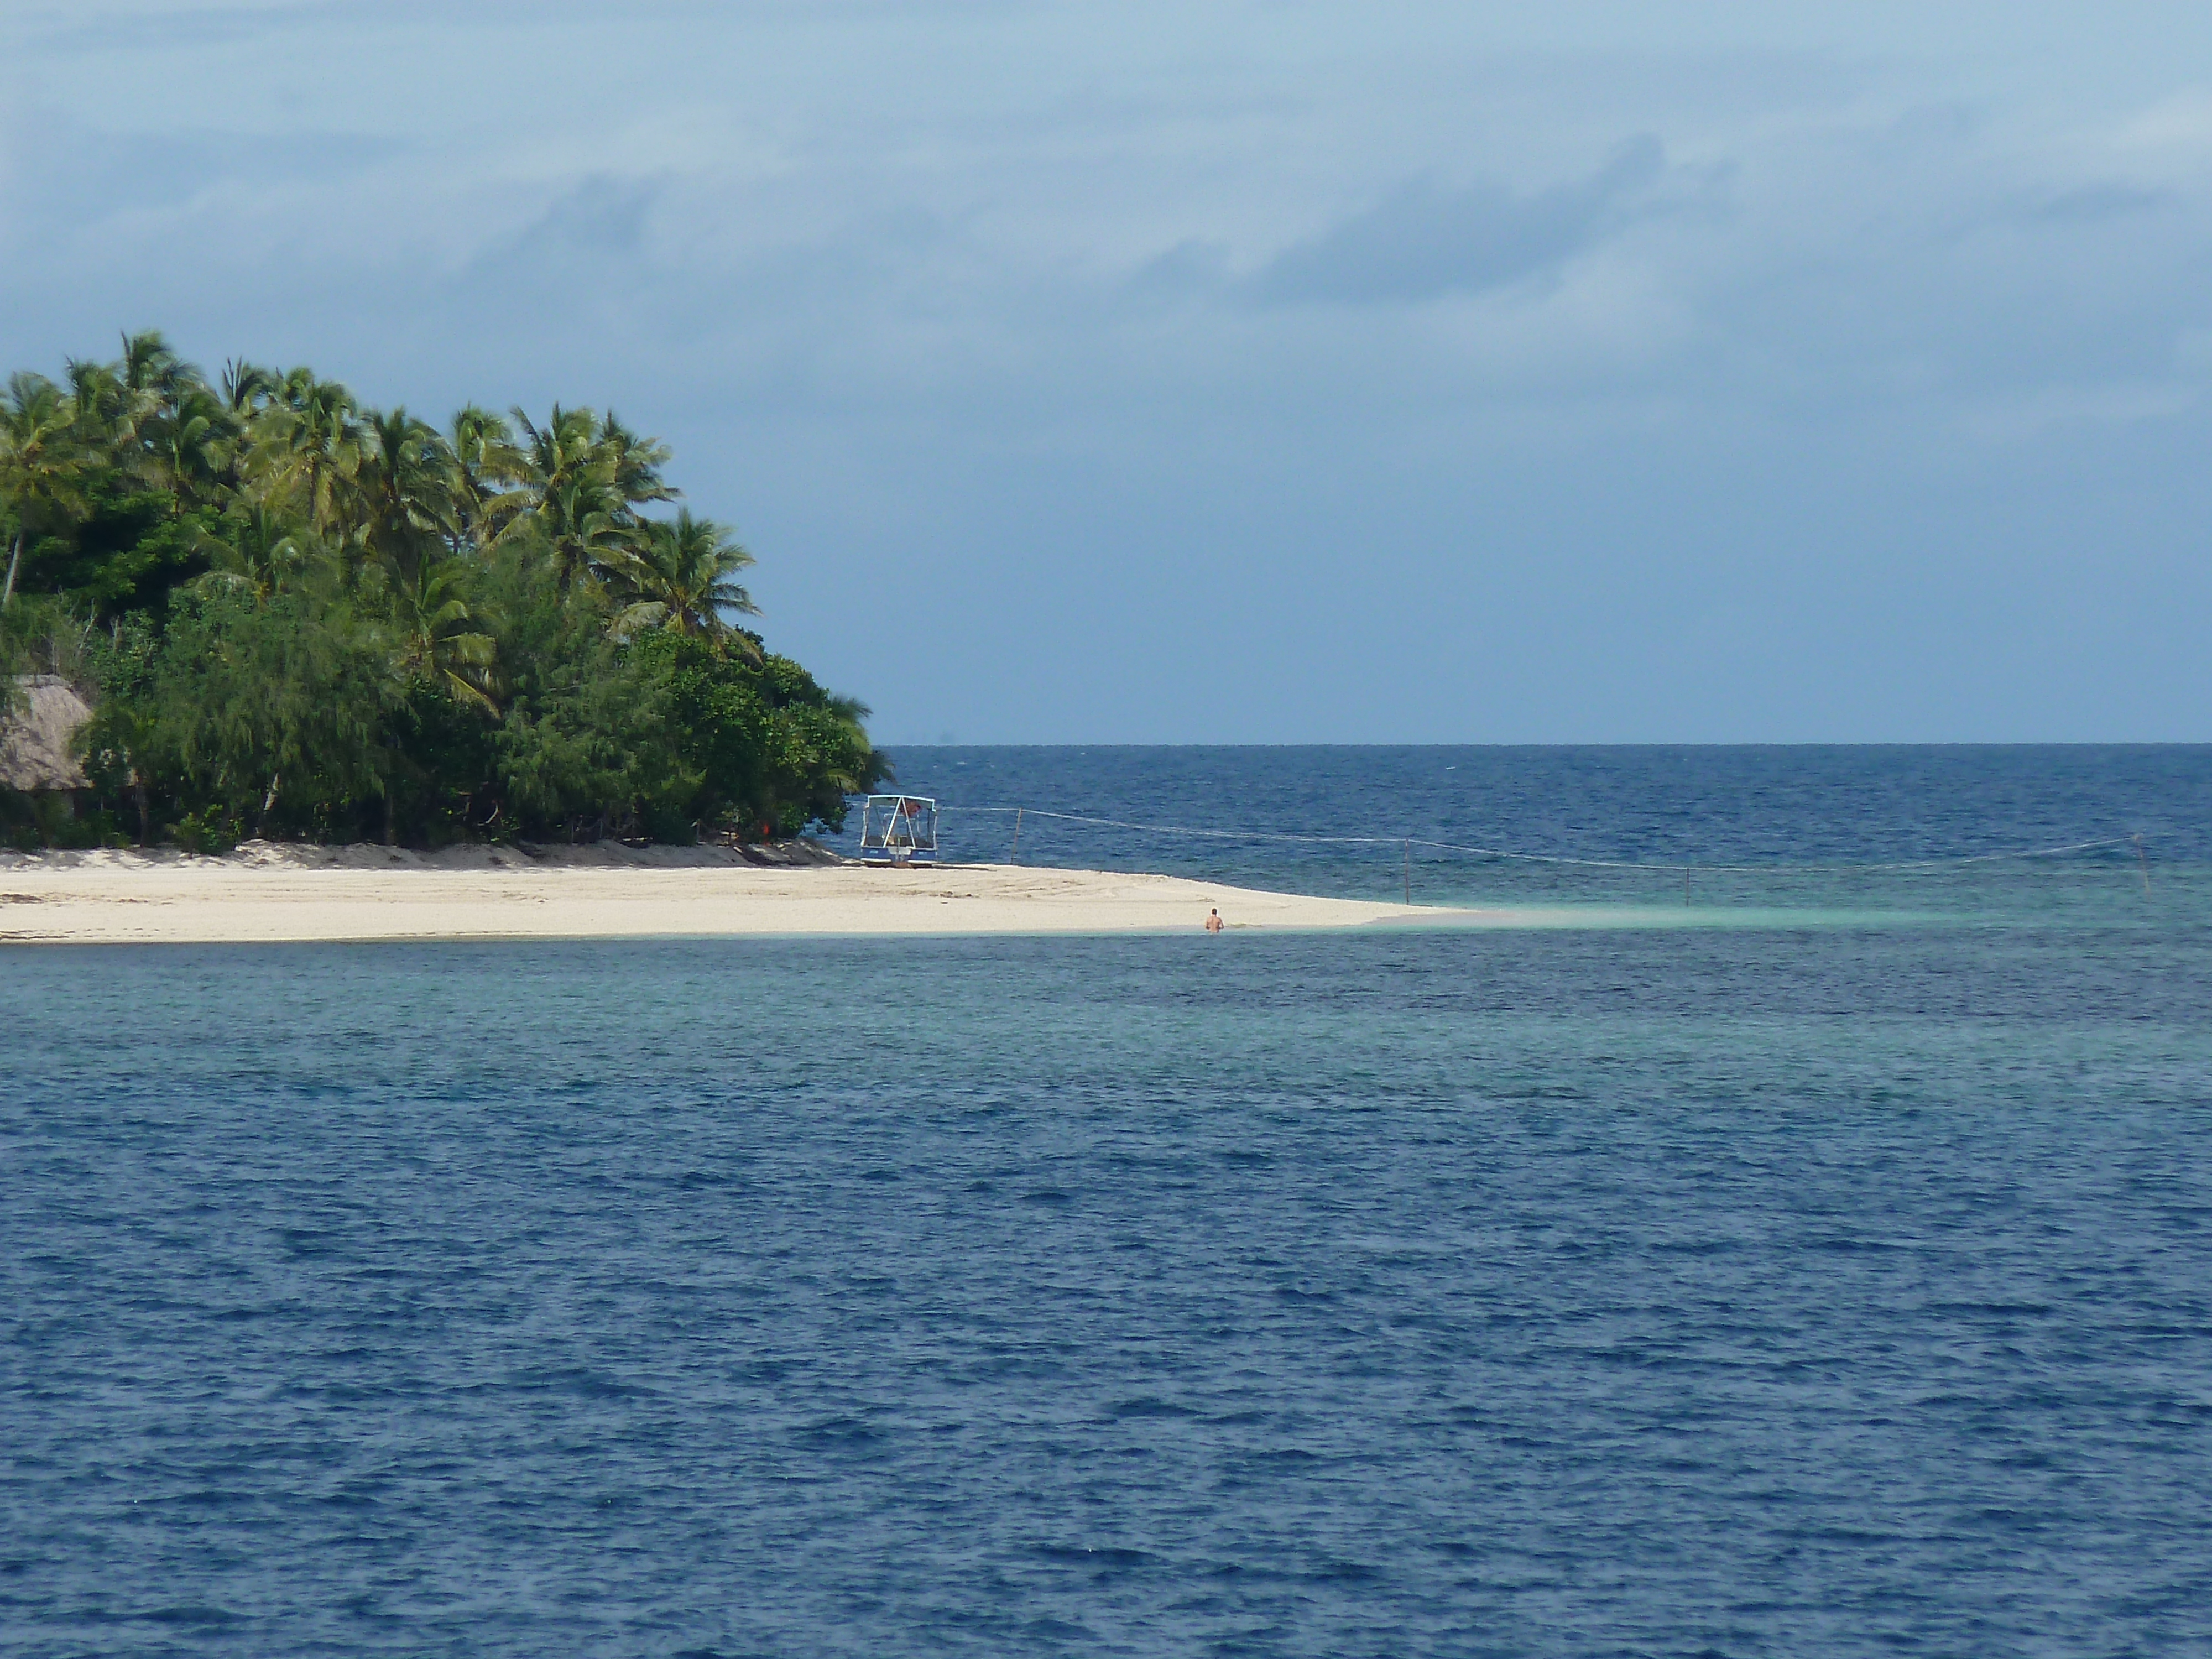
[614,510,760,651]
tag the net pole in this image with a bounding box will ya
[1010,807,1022,865]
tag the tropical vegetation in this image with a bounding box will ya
[0,331,884,850]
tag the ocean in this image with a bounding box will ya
[5,746,2210,1655]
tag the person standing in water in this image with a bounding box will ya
[1205,908,1224,933]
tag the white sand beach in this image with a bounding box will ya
[0,840,1452,944]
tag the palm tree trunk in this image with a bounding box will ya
[133,776,150,847]
[2,528,23,609]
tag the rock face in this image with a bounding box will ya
[0,676,93,795]
[733,838,844,867]
[0,837,852,871]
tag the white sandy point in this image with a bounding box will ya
[0,842,1519,943]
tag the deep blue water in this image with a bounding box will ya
[6,747,2211,1656]
[829,745,2212,921]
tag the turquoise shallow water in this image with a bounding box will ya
[5,748,2211,1655]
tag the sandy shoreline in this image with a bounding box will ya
[0,840,1448,944]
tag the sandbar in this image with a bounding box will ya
[0,839,1453,944]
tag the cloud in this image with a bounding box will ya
[0,106,404,226]
[479,175,663,269]
[9,4,2212,738]
[2019,182,2170,223]
[1246,135,1666,306]
[13,1,337,56]
[1120,238,1230,307]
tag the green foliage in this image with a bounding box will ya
[33,485,217,614]
[2,331,886,847]
[643,632,879,838]
[170,808,243,855]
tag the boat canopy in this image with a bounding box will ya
[858,795,940,864]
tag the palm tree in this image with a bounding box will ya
[1,373,84,609]
[383,555,498,715]
[510,404,601,496]
[495,405,647,589]
[447,405,526,547]
[118,330,192,405]
[220,360,278,418]
[112,331,207,490]
[196,505,324,600]
[245,371,362,539]
[534,471,641,590]
[611,510,760,651]
[62,358,141,459]
[352,406,459,581]
[4,336,882,852]
[595,410,677,510]
[142,382,234,513]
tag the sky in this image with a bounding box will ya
[4,1,2211,742]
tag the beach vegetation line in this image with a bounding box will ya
[0,332,885,851]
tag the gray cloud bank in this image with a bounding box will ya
[4,1,2212,739]
[1250,137,1667,305]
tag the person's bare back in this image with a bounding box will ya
[1204,907,1224,933]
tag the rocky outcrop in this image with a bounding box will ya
[0,836,852,870]
[0,676,92,795]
